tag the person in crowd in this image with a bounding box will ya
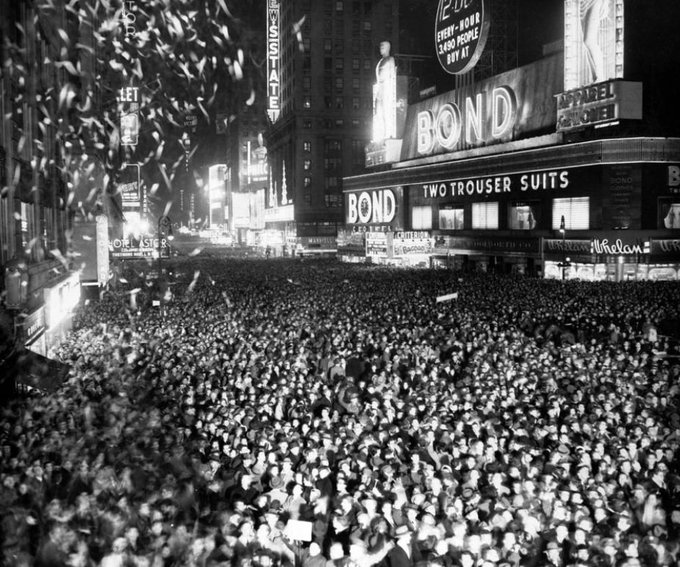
[1,257,679,567]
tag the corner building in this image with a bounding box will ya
[264,0,399,255]
[341,0,680,281]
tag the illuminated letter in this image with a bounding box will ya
[417,111,435,155]
[372,191,383,223]
[492,86,516,138]
[669,165,680,187]
[358,192,372,223]
[436,103,462,150]
[383,189,396,222]
[348,193,358,223]
[465,93,484,144]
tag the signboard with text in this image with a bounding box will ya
[267,0,281,123]
[402,54,562,159]
[109,236,170,259]
[118,87,140,146]
[556,80,642,132]
[345,186,404,228]
[435,0,490,75]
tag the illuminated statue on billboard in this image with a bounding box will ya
[373,40,397,141]
[580,0,609,83]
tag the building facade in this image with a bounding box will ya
[341,0,680,281]
[1,0,80,364]
[264,0,399,254]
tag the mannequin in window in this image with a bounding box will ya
[580,0,609,83]
[373,40,396,141]
[664,204,680,229]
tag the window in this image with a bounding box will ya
[303,120,312,129]
[303,97,311,109]
[352,97,360,110]
[364,59,372,71]
[363,21,372,32]
[352,58,360,72]
[304,177,312,187]
[335,58,344,71]
[412,206,433,230]
[303,38,311,52]
[325,194,342,208]
[325,139,342,153]
[324,39,332,53]
[472,202,499,229]
[303,141,312,152]
[508,204,538,230]
[303,77,311,90]
[335,77,344,90]
[335,96,344,109]
[324,57,332,70]
[304,159,312,170]
[660,199,680,229]
[352,78,360,94]
[439,207,464,230]
[336,0,344,11]
[552,197,589,230]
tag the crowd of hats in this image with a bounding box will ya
[1,258,679,567]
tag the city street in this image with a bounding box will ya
[2,258,680,565]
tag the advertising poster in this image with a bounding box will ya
[434,0,490,75]
[563,0,624,90]
[602,164,641,229]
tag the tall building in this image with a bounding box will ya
[341,0,680,281]
[1,0,81,369]
[264,0,399,253]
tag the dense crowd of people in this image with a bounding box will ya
[1,257,680,567]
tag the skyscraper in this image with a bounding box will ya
[264,0,399,252]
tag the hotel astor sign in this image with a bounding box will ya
[435,0,490,75]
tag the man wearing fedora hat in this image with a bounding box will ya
[387,525,421,567]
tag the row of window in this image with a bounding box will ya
[411,198,680,231]
[412,198,592,231]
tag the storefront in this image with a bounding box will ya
[342,40,680,278]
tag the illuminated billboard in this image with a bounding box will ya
[345,186,405,228]
[402,55,562,159]
[435,0,490,75]
[564,0,624,90]
[556,79,642,132]
[118,87,140,146]
[267,0,280,123]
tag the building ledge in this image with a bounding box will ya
[345,137,680,191]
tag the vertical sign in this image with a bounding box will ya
[564,0,624,90]
[267,0,281,123]
[119,86,140,145]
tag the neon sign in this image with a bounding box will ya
[417,86,517,155]
[347,189,397,224]
[267,0,280,123]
